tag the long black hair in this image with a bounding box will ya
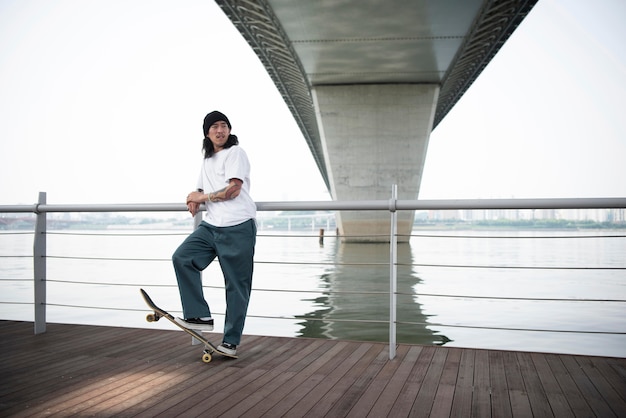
[202,134,239,159]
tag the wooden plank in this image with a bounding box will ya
[589,356,626,405]
[322,344,389,417]
[429,347,462,417]
[62,359,217,416]
[501,351,533,417]
[1,329,182,417]
[390,345,437,417]
[488,350,512,417]
[298,343,384,417]
[109,335,269,417]
[206,338,339,418]
[409,346,450,418]
[261,342,368,417]
[366,345,424,416]
[344,344,410,418]
[0,322,75,362]
[0,323,127,375]
[516,351,554,417]
[575,356,626,417]
[530,352,574,417]
[283,343,375,417]
[449,347,475,417]
[561,355,619,417]
[0,354,104,406]
[124,335,279,417]
[238,340,348,417]
[543,353,595,418]
[21,328,240,417]
[30,338,202,416]
[127,335,293,418]
[472,349,492,418]
[165,338,329,417]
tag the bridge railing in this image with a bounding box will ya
[1,190,625,359]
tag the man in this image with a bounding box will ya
[172,110,257,356]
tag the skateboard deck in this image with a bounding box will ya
[140,288,237,362]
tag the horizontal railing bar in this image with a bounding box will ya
[1,197,625,214]
[45,231,190,236]
[35,203,187,213]
[396,197,626,210]
[0,204,39,213]
[408,234,626,239]
[260,198,626,211]
[260,197,626,211]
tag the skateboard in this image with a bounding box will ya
[139,288,237,362]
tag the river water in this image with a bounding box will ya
[1,228,624,357]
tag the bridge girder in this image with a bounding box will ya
[215,0,538,190]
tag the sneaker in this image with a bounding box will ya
[217,342,237,356]
[175,317,214,331]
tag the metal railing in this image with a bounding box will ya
[1,190,625,359]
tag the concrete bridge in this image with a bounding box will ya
[215,0,538,241]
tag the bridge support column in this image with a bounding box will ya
[312,84,439,242]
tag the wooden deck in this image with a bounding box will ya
[1,321,625,417]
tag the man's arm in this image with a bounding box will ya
[208,178,243,202]
[186,178,243,205]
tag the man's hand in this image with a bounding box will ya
[187,201,200,217]
[186,191,207,204]
[186,191,206,217]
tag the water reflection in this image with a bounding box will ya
[296,241,451,345]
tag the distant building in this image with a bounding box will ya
[423,208,625,223]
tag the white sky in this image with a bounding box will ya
[0,0,625,205]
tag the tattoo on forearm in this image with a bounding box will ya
[209,179,242,202]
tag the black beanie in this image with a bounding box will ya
[203,111,231,136]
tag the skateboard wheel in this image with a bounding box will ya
[146,313,156,322]
[202,352,212,363]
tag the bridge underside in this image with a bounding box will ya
[215,0,537,241]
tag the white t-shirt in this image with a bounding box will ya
[196,145,256,227]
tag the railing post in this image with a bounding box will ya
[33,192,47,334]
[193,208,202,230]
[389,184,398,359]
